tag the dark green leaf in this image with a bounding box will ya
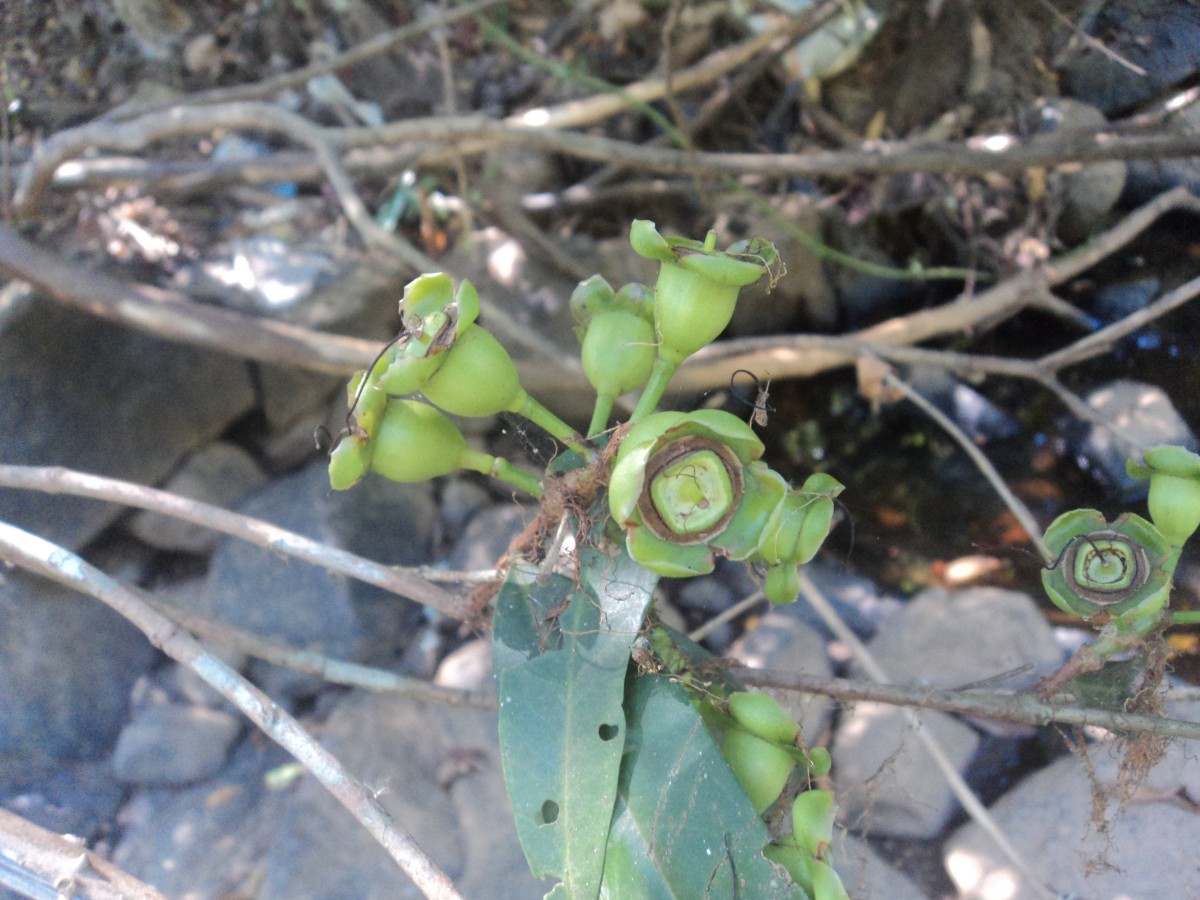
[494,537,657,898]
[601,674,807,899]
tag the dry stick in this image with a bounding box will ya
[673,186,1200,392]
[105,0,503,118]
[730,666,1200,740]
[793,571,1059,900]
[881,371,1051,563]
[0,521,464,900]
[145,594,494,709]
[0,806,166,900]
[13,102,436,273]
[0,465,475,620]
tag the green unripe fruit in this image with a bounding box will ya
[728,691,799,745]
[419,324,523,417]
[809,859,850,900]
[805,746,832,778]
[763,841,812,890]
[580,310,656,396]
[369,399,473,483]
[764,563,800,604]
[1129,444,1200,546]
[790,790,836,857]
[722,726,796,813]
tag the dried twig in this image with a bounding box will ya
[0,465,474,619]
[0,521,464,900]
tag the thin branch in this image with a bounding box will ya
[0,806,166,900]
[0,521,464,900]
[880,371,1051,563]
[0,465,473,620]
[730,665,1200,741]
[793,571,1058,899]
[1035,273,1200,373]
[146,595,494,709]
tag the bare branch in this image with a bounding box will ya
[0,807,164,900]
[0,465,473,620]
[0,521,464,900]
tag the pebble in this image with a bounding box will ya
[112,702,243,785]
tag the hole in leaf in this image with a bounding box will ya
[598,723,619,741]
[536,799,559,826]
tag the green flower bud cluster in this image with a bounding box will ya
[328,273,587,497]
[608,409,843,602]
[716,692,846,897]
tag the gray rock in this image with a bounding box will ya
[434,638,493,692]
[0,760,127,841]
[440,503,534,573]
[852,587,1063,690]
[729,613,834,738]
[0,301,255,550]
[199,461,436,701]
[256,364,344,433]
[259,690,542,900]
[112,702,243,785]
[112,736,292,897]
[833,831,930,900]
[1077,379,1199,499]
[0,571,157,779]
[832,702,979,838]
[127,441,267,554]
[945,709,1200,899]
[1060,0,1200,115]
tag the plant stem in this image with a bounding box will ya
[588,392,615,438]
[1170,610,1200,625]
[509,390,593,461]
[631,356,677,422]
[459,447,543,498]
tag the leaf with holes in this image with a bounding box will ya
[494,538,657,898]
[600,673,807,898]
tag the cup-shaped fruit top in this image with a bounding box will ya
[609,409,765,577]
[630,220,778,365]
[1041,509,1173,621]
[374,274,493,402]
[571,276,656,397]
[1127,444,1200,547]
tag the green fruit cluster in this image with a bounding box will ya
[716,692,846,897]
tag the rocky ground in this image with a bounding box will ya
[2,1,1200,898]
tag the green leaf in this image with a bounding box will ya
[494,539,658,898]
[600,674,807,899]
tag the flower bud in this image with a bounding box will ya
[630,220,778,365]
[1128,444,1200,547]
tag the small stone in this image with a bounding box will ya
[1077,379,1199,499]
[945,713,1200,899]
[435,639,493,692]
[833,831,928,900]
[832,702,980,838]
[852,587,1063,690]
[112,703,242,785]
